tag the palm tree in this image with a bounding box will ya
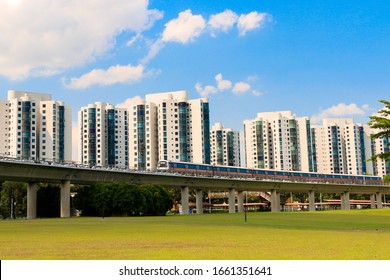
[369,100,390,161]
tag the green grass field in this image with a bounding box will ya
[1,209,390,260]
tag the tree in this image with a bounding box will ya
[383,174,390,184]
[368,100,390,161]
[73,183,173,217]
[0,181,27,219]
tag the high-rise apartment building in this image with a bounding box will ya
[1,90,71,162]
[0,100,9,156]
[128,99,158,170]
[145,91,210,166]
[369,128,390,177]
[210,122,240,166]
[243,111,314,171]
[311,118,373,175]
[79,91,210,171]
[79,102,128,167]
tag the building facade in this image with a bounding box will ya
[78,91,210,170]
[0,100,9,156]
[243,111,314,172]
[1,90,71,162]
[79,102,128,167]
[210,122,240,166]
[128,99,158,170]
[369,128,390,177]
[311,118,373,175]
[145,91,210,167]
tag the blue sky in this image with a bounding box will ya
[1,0,389,133]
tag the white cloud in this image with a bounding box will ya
[195,83,218,98]
[311,103,369,124]
[208,10,238,35]
[252,90,263,96]
[232,82,251,94]
[0,0,162,80]
[237,12,268,36]
[116,96,144,108]
[140,38,165,65]
[64,64,146,89]
[162,9,206,44]
[141,9,270,65]
[196,73,262,97]
[215,73,232,91]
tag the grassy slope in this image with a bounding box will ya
[1,209,390,260]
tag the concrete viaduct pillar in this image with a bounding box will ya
[370,194,376,209]
[181,186,189,215]
[27,182,37,220]
[60,180,71,218]
[340,191,350,210]
[228,188,236,213]
[376,192,383,209]
[195,189,203,214]
[237,191,244,213]
[271,189,280,212]
[308,190,315,211]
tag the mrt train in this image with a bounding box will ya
[156,160,383,185]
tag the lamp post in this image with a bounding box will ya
[70,192,76,217]
[244,191,248,224]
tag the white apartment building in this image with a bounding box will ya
[210,122,241,166]
[79,102,128,167]
[0,100,9,156]
[243,111,314,171]
[128,99,158,170]
[2,90,71,162]
[145,90,211,166]
[369,127,389,177]
[311,118,373,175]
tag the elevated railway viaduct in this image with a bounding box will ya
[1,160,389,219]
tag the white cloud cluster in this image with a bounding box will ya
[195,73,261,98]
[64,64,147,89]
[208,10,239,35]
[162,9,206,44]
[237,12,268,36]
[0,0,162,80]
[69,8,269,88]
[311,103,370,124]
[142,9,270,64]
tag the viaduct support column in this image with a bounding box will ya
[27,182,37,220]
[237,191,244,213]
[181,186,189,215]
[341,192,350,210]
[195,189,203,214]
[228,188,236,213]
[308,190,315,211]
[376,192,383,209]
[370,194,376,209]
[271,189,280,212]
[60,180,71,218]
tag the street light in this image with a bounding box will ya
[244,191,248,224]
[70,192,76,216]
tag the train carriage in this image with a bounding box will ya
[156,160,382,185]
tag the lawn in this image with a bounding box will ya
[1,209,390,260]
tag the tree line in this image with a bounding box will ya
[0,182,173,218]
[73,183,172,217]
